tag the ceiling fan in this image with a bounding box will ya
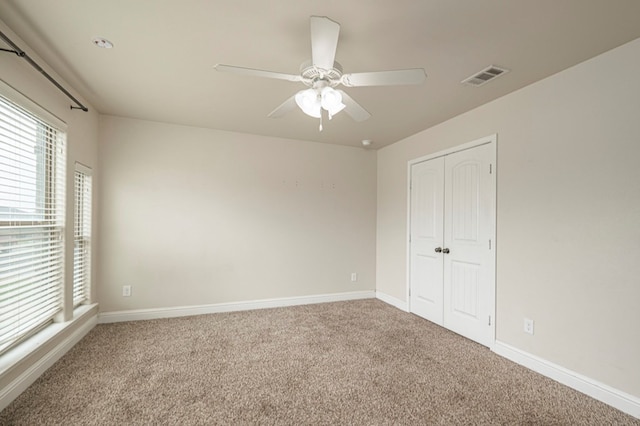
[214,16,427,130]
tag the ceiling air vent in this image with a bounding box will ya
[461,65,509,87]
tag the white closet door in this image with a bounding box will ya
[409,157,445,325]
[443,143,494,347]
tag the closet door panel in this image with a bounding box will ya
[443,143,493,347]
[409,158,444,325]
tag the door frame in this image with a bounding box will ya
[406,134,497,347]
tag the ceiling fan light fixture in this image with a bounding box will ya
[320,86,342,110]
[295,89,321,118]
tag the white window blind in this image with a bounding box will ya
[0,94,66,355]
[73,164,91,306]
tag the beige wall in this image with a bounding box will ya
[377,38,640,398]
[98,116,377,312]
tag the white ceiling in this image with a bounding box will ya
[2,1,640,148]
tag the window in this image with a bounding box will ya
[73,164,91,306]
[0,93,66,355]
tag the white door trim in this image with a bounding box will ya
[406,134,497,347]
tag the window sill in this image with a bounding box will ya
[0,303,98,410]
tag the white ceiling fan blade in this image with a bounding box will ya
[214,64,302,82]
[341,69,426,87]
[337,90,371,122]
[310,16,340,70]
[267,95,297,118]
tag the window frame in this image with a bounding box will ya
[73,162,92,307]
[0,81,67,355]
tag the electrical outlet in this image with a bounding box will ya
[524,318,534,335]
[350,273,358,282]
[122,285,131,297]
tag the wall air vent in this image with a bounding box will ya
[462,65,509,87]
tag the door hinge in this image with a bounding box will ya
[489,239,492,250]
[488,315,492,326]
[489,163,493,174]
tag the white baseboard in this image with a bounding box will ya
[0,308,98,412]
[493,341,640,419]
[98,290,376,323]
[376,291,408,312]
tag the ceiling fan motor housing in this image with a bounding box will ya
[300,60,343,87]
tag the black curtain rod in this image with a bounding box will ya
[0,29,88,112]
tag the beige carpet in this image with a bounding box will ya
[1,299,638,425]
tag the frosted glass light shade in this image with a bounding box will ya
[321,87,345,118]
[320,87,342,110]
[295,89,321,118]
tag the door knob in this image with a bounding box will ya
[435,247,442,253]
[442,248,450,254]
